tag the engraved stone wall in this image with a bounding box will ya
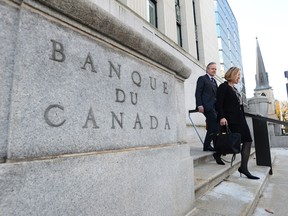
[0,0,194,215]
[8,8,178,159]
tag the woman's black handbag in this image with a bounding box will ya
[214,125,241,155]
[214,125,241,166]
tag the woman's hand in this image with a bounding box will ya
[220,118,227,126]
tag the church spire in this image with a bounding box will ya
[255,38,271,90]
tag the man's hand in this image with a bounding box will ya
[198,106,204,113]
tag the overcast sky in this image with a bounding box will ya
[227,0,288,101]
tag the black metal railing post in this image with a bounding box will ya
[245,112,288,175]
[251,118,273,174]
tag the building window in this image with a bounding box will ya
[148,0,157,28]
[192,0,199,59]
[175,0,182,47]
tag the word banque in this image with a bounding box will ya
[44,40,172,130]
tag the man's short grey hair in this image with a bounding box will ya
[206,62,216,71]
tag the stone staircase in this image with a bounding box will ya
[188,143,273,216]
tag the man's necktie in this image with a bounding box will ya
[211,77,217,86]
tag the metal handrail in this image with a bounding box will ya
[188,109,198,114]
[243,112,288,175]
[188,109,204,144]
[188,110,287,175]
[245,112,288,126]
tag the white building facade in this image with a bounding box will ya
[107,0,222,137]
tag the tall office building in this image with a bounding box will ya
[214,0,247,102]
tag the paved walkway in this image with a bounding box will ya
[253,148,288,216]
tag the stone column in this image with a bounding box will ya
[248,95,269,117]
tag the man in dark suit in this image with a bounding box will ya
[195,62,224,164]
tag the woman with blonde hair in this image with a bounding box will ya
[216,67,259,179]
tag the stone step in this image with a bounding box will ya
[190,143,253,199]
[189,143,275,216]
[194,154,242,200]
[191,163,270,216]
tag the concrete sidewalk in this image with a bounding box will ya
[253,148,288,216]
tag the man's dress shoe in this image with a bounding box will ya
[203,146,215,151]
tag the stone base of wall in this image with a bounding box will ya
[0,144,194,216]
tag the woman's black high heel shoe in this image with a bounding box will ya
[238,167,260,180]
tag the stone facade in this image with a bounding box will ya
[0,0,194,215]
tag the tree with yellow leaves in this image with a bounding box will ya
[275,100,281,120]
[279,100,288,134]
